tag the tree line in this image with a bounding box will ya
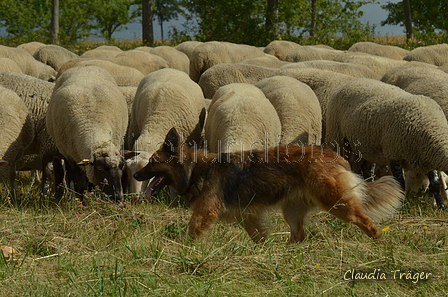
[0,1,446,48]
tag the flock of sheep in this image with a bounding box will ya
[1,40,448,210]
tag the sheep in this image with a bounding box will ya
[205,83,282,154]
[46,66,131,199]
[403,44,448,66]
[0,58,23,73]
[150,46,190,74]
[263,40,303,61]
[276,67,355,142]
[280,60,379,79]
[126,68,206,198]
[284,46,346,63]
[255,76,322,145]
[0,45,56,81]
[348,41,409,60]
[189,41,265,82]
[134,46,153,53]
[175,41,203,59]
[33,44,79,72]
[57,58,144,86]
[81,46,123,59]
[238,54,291,68]
[113,50,169,74]
[0,86,35,193]
[198,63,278,99]
[326,78,448,209]
[17,41,46,55]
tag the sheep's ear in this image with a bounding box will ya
[164,127,180,152]
[122,150,140,160]
[0,160,8,167]
[77,159,93,166]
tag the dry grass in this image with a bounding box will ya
[0,175,446,296]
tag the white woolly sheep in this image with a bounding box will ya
[17,41,46,55]
[198,63,278,99]
[0,45,56,81]
[326,78,448,209]
[33,44,79,72]
[0,58,23,73]
[205,83,282,154]
[150,46,190,74]
[285,46,346,63]
[113,50,169,74]
[47,66,130,199]
[337,54,408,78]
[238,54,291,68]
[0,70,63,195]
[0,86,35,192]
[276,67,355,142]
[255,76,322,145]
[263,40,303,61]
[126,68,206,198]
[280,60,379,79]
[175,41,203,60]
[81,46,123,59]
[189,41,265,82]
[403,44,448,66]
[348,42,409,60]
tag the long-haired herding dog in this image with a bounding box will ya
[134,128,404,243]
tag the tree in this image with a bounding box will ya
[403,0,413,40]
[50,0,59,44]
[142,0,154,46]
[92,0,140,41]
[153,0,182,41]
[265,0,279,39]
[382,0,448,37]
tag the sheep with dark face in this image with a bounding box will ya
[46,66,131,199]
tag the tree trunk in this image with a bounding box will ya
[160,19,164,41]
[142,0,154,46]
[403,0,413,41]
[266,0,279,39]
[310,0,316,37]
[50,0,59,44]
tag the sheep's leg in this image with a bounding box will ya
[427,170,446,210]
[52,157,65,200]
[438,171,448,204]
[390,161,405,191]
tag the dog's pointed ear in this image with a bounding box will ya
[163,127,180,151]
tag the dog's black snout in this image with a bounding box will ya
[133,171,143,181]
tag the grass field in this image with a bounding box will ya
[0,173,446,297]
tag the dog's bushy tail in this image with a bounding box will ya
[360,175,404,221]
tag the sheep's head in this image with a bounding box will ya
[78,148,137,200]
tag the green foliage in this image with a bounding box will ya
[382,0,448,43]
[154,0,182,40]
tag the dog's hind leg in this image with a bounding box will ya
[321,198,380,240]
[282,200,313,243]
[240,210,270,243]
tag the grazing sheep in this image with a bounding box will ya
[326,78,448,209]
[337,54,408,78]
[0,58,23,73]
[17,41,46,55]
[238,54,291,68]
[348,42,408,60]
[255,76,322,145]
[280,60,379,79]
[175,41,203,59]
[33,44,79,72]
[126,68,206,198]
[113,50,169,74]
[277,67,355,142]
[57,58,144,86]
[0,86,34,192]
[205,83,282,154]
[47,66,130,199]
[403,44,448,66]
[81,46,123,59]
[150,46,190,74]
[0,45,56,80]
[198,63,277,99]
[263,40,302,61]
[285,46,346,63]
[189,41,265,82]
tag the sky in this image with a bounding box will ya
[113,0,403,40]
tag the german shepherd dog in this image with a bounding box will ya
[134,128,404,243]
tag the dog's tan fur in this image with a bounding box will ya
[134,128,404,243]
